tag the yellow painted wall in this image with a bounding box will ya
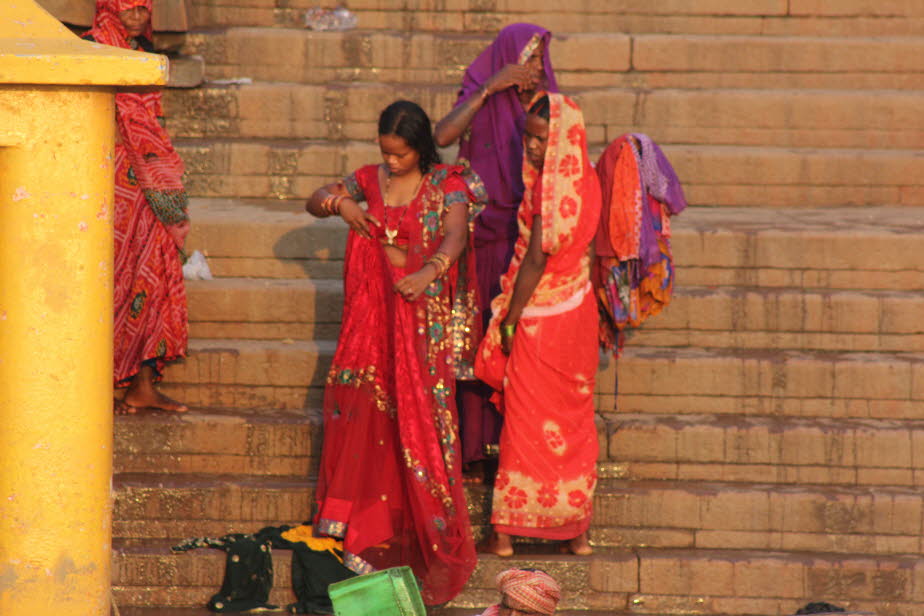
[0,2,168,614]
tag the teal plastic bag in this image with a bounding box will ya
[328,566,426,616]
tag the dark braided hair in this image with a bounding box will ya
[527,93,551,121]
[378,100,441,173]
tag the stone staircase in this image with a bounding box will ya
[113,2,924,614]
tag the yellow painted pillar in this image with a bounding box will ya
[0,2,167,614]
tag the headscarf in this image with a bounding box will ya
[526,93,600,259]
[456,23,559,242]
[86,0,153,46]
[481,569,561,615]
[594,133,686,265]
[85,0,190,248]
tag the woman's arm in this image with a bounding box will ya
[305,182,380,240]
[501,214,547,354]
[433,64,532,147]
[393,202,468,301]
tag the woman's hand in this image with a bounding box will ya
[500,319,517,356]
[394,264,437,302]
[340,199,380,239]
[486,64,532,95]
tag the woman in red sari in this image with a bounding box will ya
[85,0,190,413]
[304,101,485,604]
[475,94,602,557]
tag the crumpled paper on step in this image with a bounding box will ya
[304,7,357,31]
[183,250,213,280]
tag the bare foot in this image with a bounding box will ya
[562,532,592,556]
[123,364,188,412]
[462,462,484,485]
[114,398,136,415]
[478,532,513,557]
[123,388,188,412]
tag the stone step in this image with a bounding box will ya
[114,405,924,492]
[185,199,924,290]
[112,473,924,557]
[113,407,924,489]
[113,541,631,611]
[607,413,924,488]
[185,198,345,280]
[113,408,320,476]
[166,83,924,150]
[599,346,924,420]
[187,277,342,340]
[666,207,924,290]
[185,0,924,39]
[178,29,924,90]
[634,287,924,353]
[159,338,331,410]
[186,277,924,352]
[112,474,312,541]
[160,338,924,417]
[112,540,915,614]
[176,139,924,207]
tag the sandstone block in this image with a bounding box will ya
[778,422,855,467]
[553,34,630,72]
[834,357,912,400]
[589,555,638,593]
[608,418,678,461]
[635,34,924,73]
[854,425,913,469]
[790,0,924,17]
[732,556,805,598]
[638,549,735,596]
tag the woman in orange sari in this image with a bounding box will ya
[84,0,190,413]
[475,94,602,556]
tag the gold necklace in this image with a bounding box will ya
[382,169,424,245]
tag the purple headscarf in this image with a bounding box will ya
[456,23,559,243]
[631,133,687,267]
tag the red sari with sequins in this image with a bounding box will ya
[85,0,190,386]
[313,163,485,605]
[476,95,602,540]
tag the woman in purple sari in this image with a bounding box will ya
[434,23,558,481]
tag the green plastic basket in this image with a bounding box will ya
[328,566,426,616]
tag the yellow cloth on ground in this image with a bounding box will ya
[281,525,345,563]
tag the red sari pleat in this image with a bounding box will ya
[314,164,484,605]
[112,146,188,385]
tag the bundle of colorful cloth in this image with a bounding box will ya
[593,133,687,356]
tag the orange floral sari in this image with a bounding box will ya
[475,94,602,539]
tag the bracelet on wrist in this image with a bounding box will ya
[426,251,452,279]
[501,322,516,338]
[321,193,348,215]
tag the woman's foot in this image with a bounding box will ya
[123,365,188,412]
[462,461,485,484]
[114,398,136,415]
[562,532,592,556]
[123,388,188,412]
[478,532,514,557]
